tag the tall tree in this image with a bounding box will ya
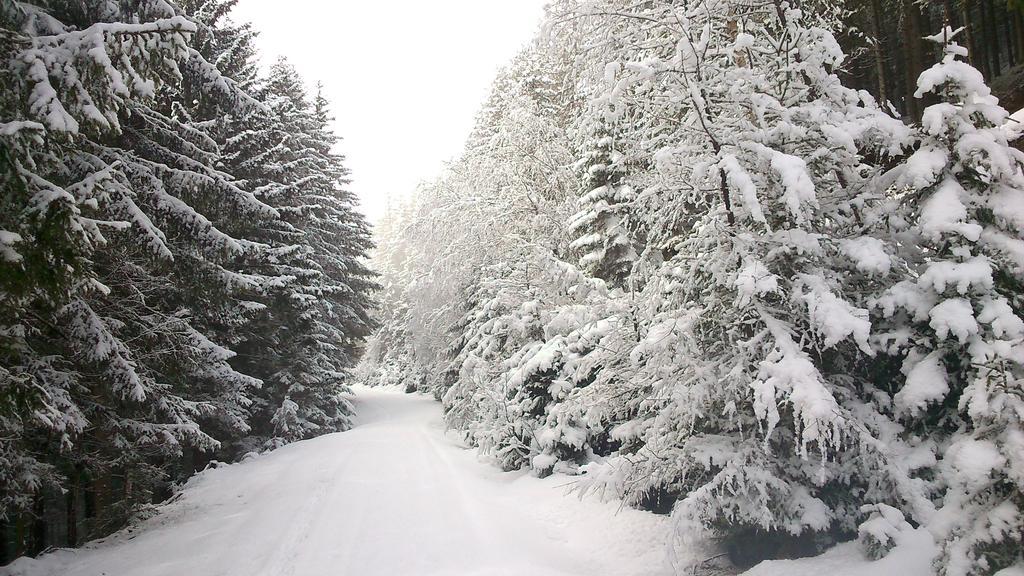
[872,28,1024,576]
[225,59,375,445]
[0,0,263,549]
[1,1,378,558]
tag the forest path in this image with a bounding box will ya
[4,386,670,576]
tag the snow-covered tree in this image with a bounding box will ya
[358,3,1023,575]
[568,113,636,287]
[222,59,375,446]
[569,1,928,565]
[1,1,376,554]
[871,28,1024,576]
[0,0,265,532]
[308,85,377,363]
[362,35,581,397]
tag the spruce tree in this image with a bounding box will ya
[0,0,262,533]
[568,115,635,287]
[224,60,375,445]
[872,28,1024,576]
[565,1,924,566]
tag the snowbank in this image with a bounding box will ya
[741,528,937,576]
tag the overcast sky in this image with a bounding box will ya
[231,1,550,225]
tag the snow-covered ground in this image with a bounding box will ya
[2,386,941,576]
[744,529,937,576]
[2,386,672,576]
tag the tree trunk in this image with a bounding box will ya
[982,0,1002,77]
[1017,10,1024,64]
[1008,4,1018,68]
[903,0,926,119]
[13,513,27,559]
[943,0,959,27]
[0,520,9,565]
[1015,8,1024,66]
[30,495,45,556]
[964,0,986,73]
[93,466,111,537]
[869,0,890,104]
[66,466,81,547]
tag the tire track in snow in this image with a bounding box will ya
[257,452,344,576]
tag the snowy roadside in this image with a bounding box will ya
[1,386,946,576]
[1,387,671,576]
[742,529,937,576]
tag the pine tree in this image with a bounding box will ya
[0,0,264,535]
[308,85,377,365]
[872,28,1024,576]
[564,1,928,567]
[568,113,635,287]
[358,2,1024,574]
[225,60,375,445]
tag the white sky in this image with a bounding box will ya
[231,1,550,225]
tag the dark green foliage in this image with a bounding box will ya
[0,0,376,561]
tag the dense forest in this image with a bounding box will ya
[360,1,1024,575]
[2,0,1024,574]
[0,0,376,562]
[842,0,1024,118]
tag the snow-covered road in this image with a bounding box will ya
[4,386,671,576]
